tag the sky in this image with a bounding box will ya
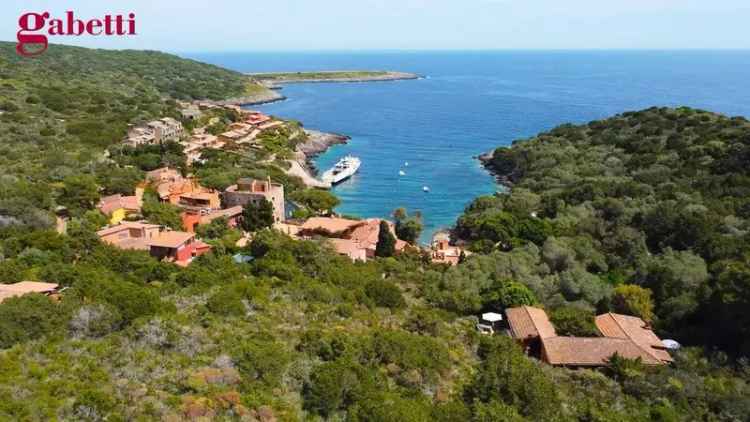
[2,0,749,52]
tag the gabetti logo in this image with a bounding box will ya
[17,11,136,57]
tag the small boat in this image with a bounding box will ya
[321,155,361,185]
[423,186,430,192]
[404,162,409,167]
[399,170,406,176]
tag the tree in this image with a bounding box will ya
[0,294,67,348]
[549,306,599,337]
[612,284,655,323]
[240,199,274,232]
[292,189,340,214]
[375,220,396,258]
[232,339,290,386]
[304,359,368,416]
[60,175,100,215]
[196,217,229,239]
[393,208,423,244]
[482,279,537,310]
[365,279,405,309]
[467,336,562,420]
[141,197,183,230]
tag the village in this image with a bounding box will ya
[69,101,469,268]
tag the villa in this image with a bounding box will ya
[430,232,469,265]
[97,221,162,251]
[147,231,211,267]
[298,216,407,261]
[97,192,143,225]
[245,111,272,126]
[504,306,672,367]
[182,206,243,233]
[145,167,219,207]
[178,191,221,212]
[181,132,224,164]
[0,281,60,304]
[124,117,184,147]
[97,221,211,266]
[223,178,286,224]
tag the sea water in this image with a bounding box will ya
[184,50,750,243]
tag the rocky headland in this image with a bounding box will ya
[251,71,421,86]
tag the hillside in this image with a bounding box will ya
[458,107,750,355]
[0,42,279,227]
[1,97,750,420]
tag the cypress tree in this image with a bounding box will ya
[375,220,396,257]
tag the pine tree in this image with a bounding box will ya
[240,199,274,232]
[375,220,396,258]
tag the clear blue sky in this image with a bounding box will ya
[2,0,749,52]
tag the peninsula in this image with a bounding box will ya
[249,70,420,86]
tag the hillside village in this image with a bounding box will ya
[55,102,466,268]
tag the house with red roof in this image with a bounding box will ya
[97,221,211,266]
[298,217,407,261]
[97,192,143,225]
[0,281,60,303]
[504,306,672,367]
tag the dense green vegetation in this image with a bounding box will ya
[458,107,750,357]
[2,42,750,420]
[0,41,275,224]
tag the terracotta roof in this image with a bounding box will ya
[0,281,59,303]
[0,291,18,302]
[98,194,123,215]
[506,306,557,340]
[180,192,217,201]
[120,195,141,211]
[595,313,673,363]
[0,281,58,293]
[96,221,160,237]
[199,206,243,224]
[301,217,363,234]
[348,219,407,251]
[542,336,662,366]
[98,194,141,215]
[148,231,195,248]
[146,167,180,181]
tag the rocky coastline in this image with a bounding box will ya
[477,149,517,188]
[253,71,421,86]
[284,129,350,189]
[209,90,286,107]
[297,129,350,160]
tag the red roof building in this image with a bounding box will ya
[595,313,673,363]
[504,306,673,367]
[0,281,59,303]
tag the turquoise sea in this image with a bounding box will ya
[185,51,750,243]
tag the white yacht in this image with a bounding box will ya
[322,155,361,185]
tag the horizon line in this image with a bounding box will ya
[1,40,749,54]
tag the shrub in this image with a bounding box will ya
[365,279,405,309]
[549,306,599,337]
[0,294,67,348]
